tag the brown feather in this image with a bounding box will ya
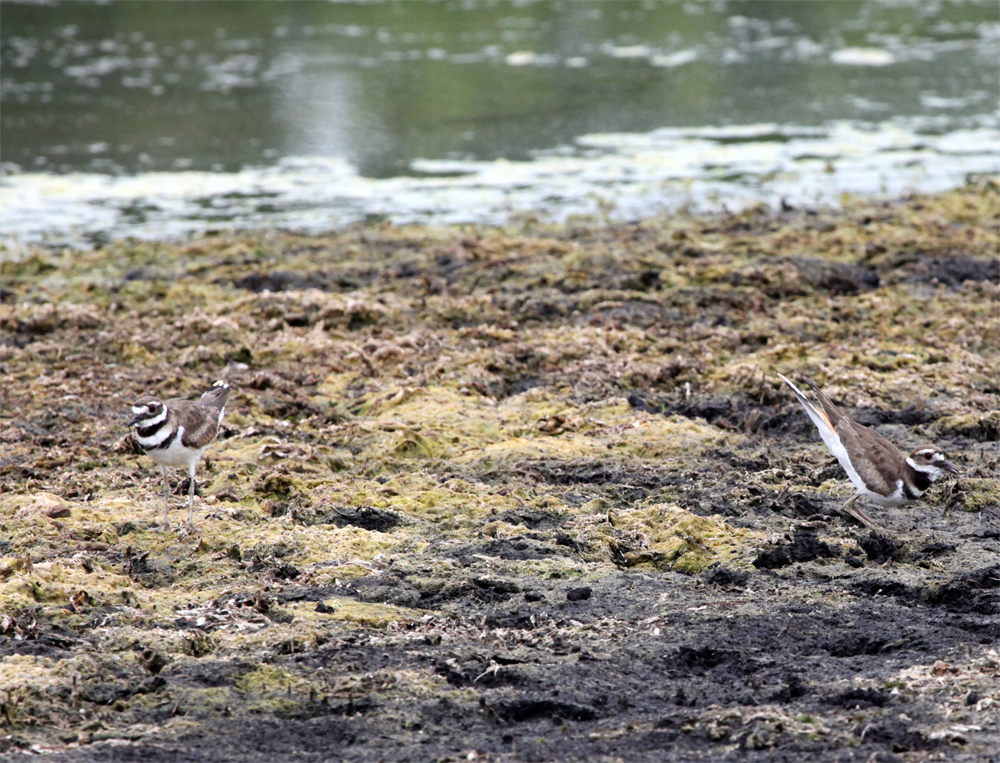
[833,417,908,498]
[165,397,226,450]
[803,380,845,428]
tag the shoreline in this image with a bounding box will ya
[4,117,1000,254]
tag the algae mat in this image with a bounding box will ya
[1,186,999,761]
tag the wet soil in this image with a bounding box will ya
[1,185,999,762]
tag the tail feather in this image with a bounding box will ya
[773,368,864,506]
[774,370,836,438]
[801,378,844,427]
[199,380,231,411]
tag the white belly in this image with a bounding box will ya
[823,433,909,507]
[859,480,908,507]
[142,426,205,470]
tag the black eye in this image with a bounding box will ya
[923,453,932,460]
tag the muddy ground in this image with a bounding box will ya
[1,186,999,762]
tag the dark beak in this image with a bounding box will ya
[127,413,142,428]
[941,460,960,476]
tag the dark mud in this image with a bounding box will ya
[1,186,999,761]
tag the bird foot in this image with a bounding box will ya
[843,500,886,533]
[151,508,170,531]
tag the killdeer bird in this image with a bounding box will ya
[127,381,231,528]
[775,371,958,531]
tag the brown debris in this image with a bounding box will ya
[0,186,998,760]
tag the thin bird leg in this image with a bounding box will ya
[160,465,171,528]
[187,464,197,528]
[843,493,884,533]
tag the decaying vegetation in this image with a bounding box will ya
[1,185,998,761]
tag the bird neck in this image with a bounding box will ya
[903,462,933,498]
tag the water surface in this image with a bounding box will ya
[2,0,997,247]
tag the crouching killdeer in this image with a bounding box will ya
[775,371,958,531]
[127,381,231,528]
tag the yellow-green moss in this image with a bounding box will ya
[949,478,1000,513]
[319,597,425,627]
[1,186,997,753]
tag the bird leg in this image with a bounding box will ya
[187,464,197,528]
[843,493,885,533]
[160,465,171,529]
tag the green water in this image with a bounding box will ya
[3,0,997,177]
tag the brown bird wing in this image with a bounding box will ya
[834,417,907,497]
[167,398,223,450]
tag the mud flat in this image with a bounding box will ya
[1,185,999,761]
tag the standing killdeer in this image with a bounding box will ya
[127,381,231,528]
[775,371,958,531]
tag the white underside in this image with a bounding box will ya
[861,479,908,507]
[140,425,205,470]
[781,374,908,507]
[824,431,908,506]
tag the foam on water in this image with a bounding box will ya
[1,117,998,251]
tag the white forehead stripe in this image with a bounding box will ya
[132,405,148,415]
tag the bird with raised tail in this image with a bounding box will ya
[774,371,958,531]
[127,380,231,529]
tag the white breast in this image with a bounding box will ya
[142,426,205,469]
[863,480,908,507]
[135,419,173,449]
[821,432,909,507]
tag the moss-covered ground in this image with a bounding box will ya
[1,185,999,761]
